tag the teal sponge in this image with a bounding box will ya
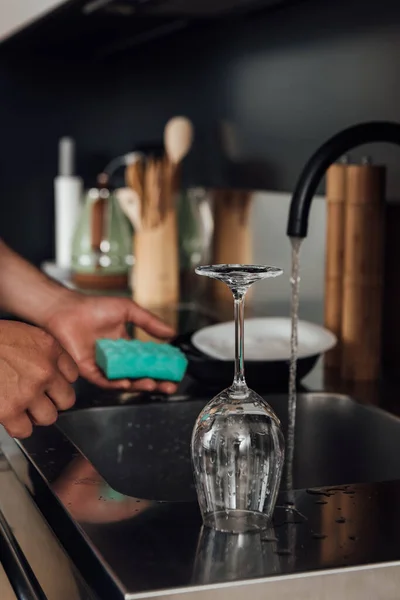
[95,339,188,382]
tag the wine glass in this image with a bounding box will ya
[192,525,280,585]
[191,264,285,533]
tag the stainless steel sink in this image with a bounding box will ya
[57,393,400,502]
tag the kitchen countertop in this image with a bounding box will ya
[2,300,400,599]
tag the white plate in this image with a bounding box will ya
[191,317,337,362]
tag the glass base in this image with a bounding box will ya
[203,510,270,533]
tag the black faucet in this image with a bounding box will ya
[286,121,400,238]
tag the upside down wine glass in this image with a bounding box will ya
[191,265,285,533]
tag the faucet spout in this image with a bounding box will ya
[286,121,400,238]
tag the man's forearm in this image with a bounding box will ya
[0,240,77,327]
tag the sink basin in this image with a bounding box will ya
[57,393,400,502]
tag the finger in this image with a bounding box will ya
[80,361,161,392]
[57,351,79,383]
[121,380,178,394]
[46,374,76,411]
[4,414,33,439]
[28,396,59,426]
[93,372,157,393]
[125,379,159,392]
[126,301,175,339]
[79,362,134,390]
[156,381,179,395]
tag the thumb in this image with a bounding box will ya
[126,301,175,339]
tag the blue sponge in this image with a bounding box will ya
[95,339,188,382]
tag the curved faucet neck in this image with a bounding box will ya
[286,121,400,238]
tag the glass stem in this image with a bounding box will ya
[231,290,248,396]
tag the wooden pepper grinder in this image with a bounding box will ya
[341,161,386,381]
[324,159,348,369]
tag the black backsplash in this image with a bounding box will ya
[3,0,400,263]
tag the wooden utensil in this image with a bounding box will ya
[164,116,194,165]
[144,157,163,229]
[125,155,144,223]
[164,117,194,213]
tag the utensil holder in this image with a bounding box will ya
[126,155,180,336]
[133,209,179,308]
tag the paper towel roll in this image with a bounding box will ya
[55,176,83,268]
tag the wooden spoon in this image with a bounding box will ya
[164,116,194,165]
[163,116,194,211]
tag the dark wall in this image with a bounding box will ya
[3,0,400,263]
[0,56,90,262]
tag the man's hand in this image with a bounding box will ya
[44,295,179,394]
[0,321,78,438]
[0,240,178,404]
